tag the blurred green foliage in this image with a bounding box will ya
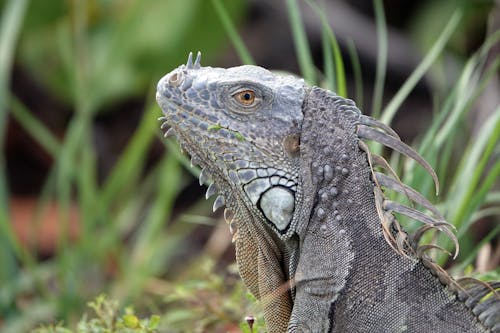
[16,0,246,111]
[33,294,161,333]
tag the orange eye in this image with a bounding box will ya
[234,90,256,105]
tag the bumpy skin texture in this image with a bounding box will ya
[156,53,500,333]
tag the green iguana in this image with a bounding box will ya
[156,52,500,333]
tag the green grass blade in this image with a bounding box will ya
[132,155,182,255]
[100,103,159,208]
[117,155,188,299]
[371,0,387,119]
[331,33,346,97]
[0,0,29,283]
[9,96,61,157]
[457,159,500,238]
[410,31,499,166]
[0,0,28,110]
[403,43,499,195]
[347,39,364,108]
[380,9,462,125]
[451,108,500,231]
[437,57,500,147]
[211,0,254,65]
[455,223,500,272]
[306,0,346,96]
[322,28,335,91]
[286,0,316,84]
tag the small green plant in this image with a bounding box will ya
[32,295,160,333]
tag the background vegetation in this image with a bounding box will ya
[0,0,498,332]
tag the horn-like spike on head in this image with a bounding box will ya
[194,51,201,69]
[186,52,194,69]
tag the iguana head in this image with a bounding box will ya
[156,52,306,239]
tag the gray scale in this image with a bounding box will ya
[278,178,288,186]
[238,169,258,183]
[275,169,287,177]
[235,160,250,168]
[192,77,207,91]
[270,176,280,185]
[244,178,272,205]
[200,90,210,100]
[267,167,277,175]
[228,170,239,184]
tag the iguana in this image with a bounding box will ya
[156,52,500,333]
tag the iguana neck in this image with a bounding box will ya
[288,86,391,331]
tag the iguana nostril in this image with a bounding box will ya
[168,71,183,86]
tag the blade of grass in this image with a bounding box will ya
[0,0,29,284]
[457,159,500,238]
[405,50,498,195]
[451,108,500,231]
[118,155,187,299]
[306,0,346,96]
[380,9,462,125]
[286,0,316,84]
[330,32,346,97]
[55,0,96,318]
[132,154,182,256]
[371,0,387,119]
[211,0,254,65]
[394,17,500,196]
[322,28,335,91]
[347,39,363,108]
[455,223,500,273]
[75,135,98,245]
[100,103,159,207]
[9,96,61,156]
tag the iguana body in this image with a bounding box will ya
[156,53,500,332]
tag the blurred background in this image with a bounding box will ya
[1,0,499,332]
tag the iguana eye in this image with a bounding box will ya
[234,90,256,106]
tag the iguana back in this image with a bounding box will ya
[156,53,500,332]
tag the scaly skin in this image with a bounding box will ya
[156,53,500,333]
